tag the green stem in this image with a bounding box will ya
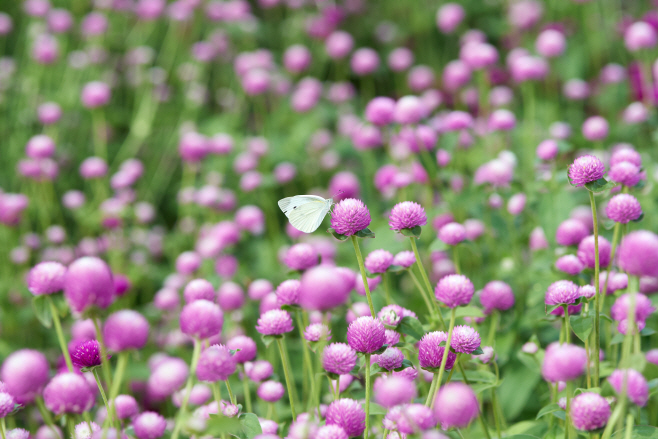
[91,109,107,160]
[225,380,236,405]
[623,413,634,439]
[492,389,503,439]
[240,366,252,413]
[600,222,621,312]
[92,368,116,429]
[276,338,297,421]
[565,380,573,439]
[364,354,371,439]
[351,236,375,317]
[34,397,59,438]
[601,401,625,439]
[410,237,445,330]
[409,269,438,325]
[431,308,456,410]
[564,305,571,344]
[213,382,223,407]
[452,244,461,274]
[425,373,438,406]
[109,352,128,401]
[383,272,392,305]
[589,191,601,387]
[487,311,498,347]
[171,338,202,439]
[296,311,315,410]
[48,296,74,373]
[92,317,113,393]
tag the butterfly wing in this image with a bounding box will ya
[288,199,331,233]
[278,195,327,219]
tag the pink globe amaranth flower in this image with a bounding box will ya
[325,30,353,59]
[373,347,404,371]
[0,392,14,418]
[608,162,641,187]
[70,340,102,369]
[374,376,417,408]
[257,380,285,403]
[217,282,245,311]
[259,293,280,315]
[605,194,642,224]
[27,261,66,295]
[79,157,108,179]
[435,274,474,308]
[378,304,417,326]
[26,134,55,159]
[364,249,394,274]
[275,279,300,307]
[299,266,352,311]
[347,316,386,354]
[325,399,365,438]
[114,394,138,419]
[394,96,426,125]
[568,155,606,187]
[450,326,481,354]
[226,335,257,364]
[259,419,278,435]
[607,369,648,406]
[133,411,166,439]
[180,300,223,340]
[438,222,466,245]
[536,29,566,57]
[316,425,348,439]
[350,48,379,76]
[284,244,318,271]
[329,171,361,200]
[555,255,584,276]
[536,139,559,161]
[393,251,416,268]
[579,285,596,300]
[556,219,589,246]
[323,343,357,375]
[176,251,201,275]
[64,257,114,313]
[480,280,515,313]
[103,310,149,352]
[396,404,437,434]
[183,279,215,303]
[43,373,95,415]
[545,280,580,306]
[617,318,646,335]
[433,382,479,429]
[196,344,237,382]
[388,47,414,72]
[330,199,371,236]
[625,21,657,51]
[610,147,641,167]
[618,231,658,277]
[304,323,331,342]
[541,342,587,382]
[283,44,311,73]
[365,97,396,126]
[436,3,464,33]
[581,116,609,141]
[389,201,428,231]
[646,349,658,366]
[507,193,527,216]
[577,235,611,269]
[610,293,655,323]
[256,309,293,336]
[147,357,188,400]
[418,332,456,370]
[570,393,610,431]
[244,360,273,382]
[81,81,111,108]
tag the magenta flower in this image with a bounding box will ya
[316,425,348,439]
[418,332,456,370]
[479,280,515,313]
[70,340,103,369]
[577,235,612,269]
[396,404,437,434]
[438,222,466,245]
[180,299,224,340]
[568,155,606,187]
[364,249,394,273]
[304,323,331,342]
[541,342,587,382]
[435,274,474,308]
[450,326,481,354]
[433,383,479,429]
[330,198,371,236]
[374,375,416,408]
[284,244,318,271]
[372,347,404,371]
[323,343,357,375]
[618,231,658,277]
[255,310,294,336]
[389,201,427,231]
[555,255,584,276]
[610,293,655,323]
[325,399,366,438]
[27,261,66,295]
[0,392,13,419]
[257,380,285,403]
[545,280,580,306]
[570,393,610,431]
[392,251,416,268]
[196,345,237,382]
[346,316,386,354]
[607,369,648,406]
[226,336,257,364]
[43,373,95,415]
[133,412,166,439]
[606,194,642,223]
[556,219,589,247]
[103,310,149,352]
[275,279,301,306]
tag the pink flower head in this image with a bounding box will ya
[433,383,479,429]
[374,375,417,408]
[255,309,293,336]
[196,344,237,382]
[346,316,386,354]
[480,280,515,313]
[610,293,655,323]
[299,266,352,311]
[180,300,223,339]
[570,393,610,431]
[183,279,215,304]
[226,335,257,364]
[133,412,166,439]
[555,255,585,275]
[284,244,318,271]
[43,373,94,415]
[438,222,466,245]
[1,349,49,404]
[364,249,394,273]
[545,280,580,306]
[257,380,285,403]
[27,261,66,295]
[568,155,606,187]
[365,97,396,126]
[618,231,658,277]
[607,369,648,406]
[275,279,301,306]
[325,399,365,438]
[556,219,589,246]
[435,274,474,308]
[64,257,114,313]
[323,343,357,375]
[304,323,331,342]
[577,235,611,269]
[541,342,587,382]
[418,332,456,370]
[330,199,371,236]
[450,326,481,354]
[609,162,641,187]
[372,347,405,371]
[103,310,149,352]
[393,251,416,268]
[389,201,427,231]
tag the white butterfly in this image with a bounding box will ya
[278,195,334,233]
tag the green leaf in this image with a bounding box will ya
[393,359,415,372]
[603,219,616,230]
[505,435,542,439]
[387,265,407,273]
[450,369,497,383]
[575,387,600,395]
[399,226,422,238]
[551,410,566,421]
[280,304,300,312]
[429,239,448,252]
[260,335,278,347]
[569,315,594,342]
[398,316,425,340]
[584,178,616,193]
[238,413,262,439]
[545,303,562,316]
[611,426,658,438]
[641,327,656,336]
[206,414,242,437]
[455,306,485,319]
[355,228,375,239]
[32,295,52,328]
[368,403,387,415]
[371,344,389,355]
[610,333,625,345]
[536,403,561,419]
[327,228,349,241]
[471,346,484,355]
[369,365,384,376]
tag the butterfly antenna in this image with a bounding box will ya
[330,189,344,200]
